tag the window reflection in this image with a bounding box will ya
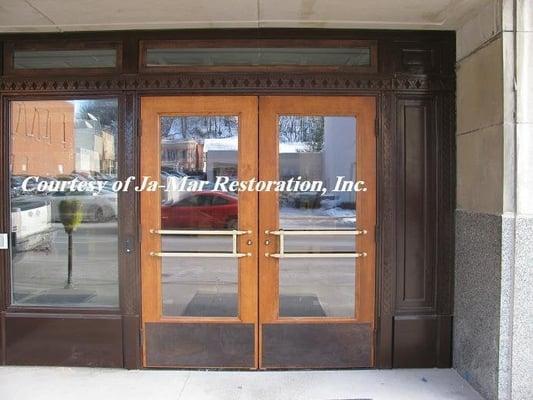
[279,116,356,231]
[159,116,240,317]
[159,116,239,230]
[10,99,119,307]
[278,116,357,317]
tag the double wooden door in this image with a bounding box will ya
[140,96,376,369]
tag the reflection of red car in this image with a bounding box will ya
[161,191,238,229]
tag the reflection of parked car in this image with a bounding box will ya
[161,191,238,229]
[48,189,117,222]
[13,175,60,196]
[11,197,53,252]
[11,176,26,197]
[161,167,187,178]
[289,191,322,209]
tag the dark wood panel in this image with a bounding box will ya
[122,315,141,369]
[392,42,441,74]
[437,315,453,367]
[375,91,396,368]
[5,313,123,367]
[145,323,255,368]
[262,323,372,369]
[404,103,428,301]
[393,316,436,367]
[396,98,437,313]
[0,312,5,364]
[392,315,451,368]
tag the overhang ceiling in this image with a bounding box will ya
[0,0,489,32]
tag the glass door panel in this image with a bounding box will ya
[277,115,358,318]
[158,115,240,318]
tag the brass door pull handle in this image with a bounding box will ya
[265,252,368,259]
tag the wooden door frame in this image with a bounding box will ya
[0,28,456,370]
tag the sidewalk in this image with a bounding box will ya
[0,367,483,400]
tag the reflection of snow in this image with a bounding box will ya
[202,138,308,154]
[204,137,238,152]
[324,208,356,218]
[280,206,356,229]
[279,142,307,153]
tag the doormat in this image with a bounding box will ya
[177,292,326,317]
[23,293,96,304]
[181,292,237,317]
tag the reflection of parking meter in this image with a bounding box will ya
[10,207,20,254]
[11,232,17,253]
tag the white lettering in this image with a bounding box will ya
[21,176,38,192]
[214,176,229,191]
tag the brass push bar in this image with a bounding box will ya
[149,229,252,258]
[150,229,251,235]
[150,251,251,258]
[265,229,367,236]
[264,229,367,259]
[267,252,367,259]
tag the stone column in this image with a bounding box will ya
[454,1,533,399]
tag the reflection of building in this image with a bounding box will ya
[10,101,75,176]
[10,101,116,177]
[75,119,116,175]
[161,139,204,172]
[204,137,238,181]
[323,117,356,203]
[200,120,355,204]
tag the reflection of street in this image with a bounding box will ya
[161,254,355,318]
[12,221,118,306]
[161,229,358,318]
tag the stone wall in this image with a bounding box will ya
[454,1,533,399]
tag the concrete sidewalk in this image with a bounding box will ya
[0,367,483,400]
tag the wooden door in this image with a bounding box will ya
[258,96,376,368]
[140,96,259,368]
[140,95,376,369]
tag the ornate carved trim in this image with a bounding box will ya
[0,73,454,94]
[378,91,396,316]
[119,93,140,316]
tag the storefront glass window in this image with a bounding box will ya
[9,99,119,307]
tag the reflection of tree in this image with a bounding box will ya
[59,200,83,288]
[278,116,324,151]
[161,116,238,139]
[75,99,118,134]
